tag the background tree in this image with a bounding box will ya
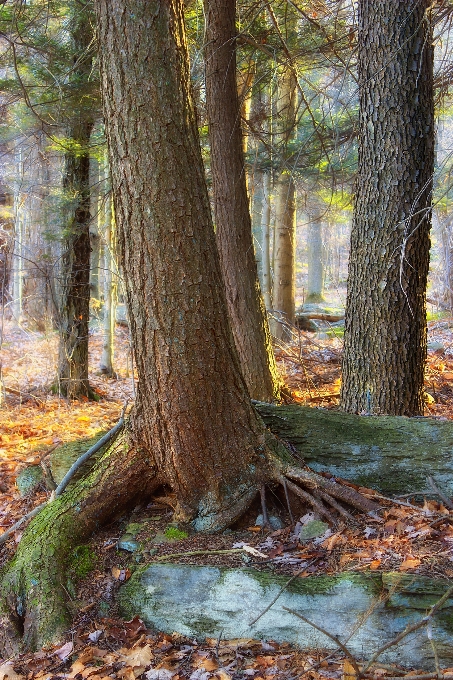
[56,2,96,399]
[203,0,280,402]
[340,0,435,416]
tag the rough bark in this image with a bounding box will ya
[341,0,434,416]
[56,10,95,399]
[204,0,280,402]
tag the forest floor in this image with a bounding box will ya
[2,314,453,679]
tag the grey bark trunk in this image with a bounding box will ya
[341,0,434,416]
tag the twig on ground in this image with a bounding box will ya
[153,549,245,561]
[282,606,361,677]
[361,584,453,675]
[249,558,318,626]
[428,476,453,510]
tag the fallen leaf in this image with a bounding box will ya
[242,545,267,558]
[145,671,176,680]
[119,644,154,669]
[400,557,421,571]
[343,659,357,680]
[54,641,74,661]
[0,662,24,680]
[112,566,132,581]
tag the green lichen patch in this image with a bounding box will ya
[164,527,188,541]
[69,545,97,579]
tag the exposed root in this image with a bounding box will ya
[284,478,338,525]
[315,490,356,523]
[282,464,380,515]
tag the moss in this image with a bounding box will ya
[69,545,97,579]
[164,526,188,541]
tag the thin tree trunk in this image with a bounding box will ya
[341,0,434,416]
[12,149,24,322]
[272,66,297,340]
[262,171,272,310]
[56,10,95,399]
[100,165,116,376]
[204,0,280,402]
[306,206,324,303]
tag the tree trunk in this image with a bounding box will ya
[11,149,24,322]
[262,171,272,310]
[272,66,297,340]
[306,205,325,303]
[204,0,280,402]
[100,163,117,376]
[340,0,434,416]
[0,0,377,654]
[56,10,95,399]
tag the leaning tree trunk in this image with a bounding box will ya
[0,0,377,654]
[340,0,434,416]
[56,10,95,400]
[204,0,280,402]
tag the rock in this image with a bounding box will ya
[117,536,140,552]
[428,341,445,352]
[299,520,329,541]
[16,465,43,495]
[255,514,285,530]
[118,564,453,669]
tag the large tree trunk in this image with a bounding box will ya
[56,10,95,399]
[0,0,377,654]
[204,0,280,402]
[340,0,434,416]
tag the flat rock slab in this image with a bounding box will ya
[118,564,453,670]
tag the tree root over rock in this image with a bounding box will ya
[0,426,380,656]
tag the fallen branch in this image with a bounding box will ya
[361,584,453,675]
[282,606,361,677]
[0,404,128,548]
[249,559,319,626]
[428,476,453,510]
[153,548,245,561]
[296,313,344,322]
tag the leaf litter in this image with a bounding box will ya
[3,319,453,676]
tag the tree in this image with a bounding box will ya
[203,0,280,402]
[56,3,96,399]
[0,0,376,655]
[340,0,434,416]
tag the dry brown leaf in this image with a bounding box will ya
[112,566,132,581]
[119,644,154,672]
[192,652,218,671]
[68,661,86,678]
[215,671,232,680]
[343,659,357,680]
[0,663,24,680]
[400,557,421,570]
